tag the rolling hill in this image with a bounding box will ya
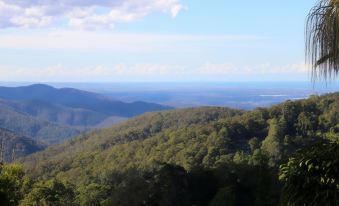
[16,92,339,205]
[22,93,338,182]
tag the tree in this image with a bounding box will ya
[101,170,150,206]
[248,137,260,152]
[278,1,339,203]
[145,164,192,206]
[261,119,284,166]
[296,112,314,137]
[279,142,339,205]
[0,163,25,206]
[306,0,339,80]
[20,179,76,206]
[76,183,110,206]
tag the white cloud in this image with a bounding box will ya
[0,31,263,52]
[0,0,184,29]
[0,63,186,82]
[170,4,184,18]
[0,62,310,82]
[197,62,309,75]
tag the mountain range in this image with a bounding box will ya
[0,84,172,156]
[0,84,172,118]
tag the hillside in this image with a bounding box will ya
[0,128,45,162]
[0,84,172,118]
[0,104,80,144]
[23,93,338,178]
[0,99,107,128]
[17,93,339,205]
[22,107,242,174]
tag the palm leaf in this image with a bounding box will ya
[306,0,339,81]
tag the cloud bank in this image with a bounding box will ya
[0,62,309,82]
[0,0,184,29]
[0,31,262,52]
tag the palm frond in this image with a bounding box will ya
[306,0,339,81]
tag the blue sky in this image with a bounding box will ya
[0,0,330,82]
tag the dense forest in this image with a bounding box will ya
[0,93,337,205]
[0,104,80,144]
[0,100,80,144]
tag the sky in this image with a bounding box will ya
[0,0,334,83]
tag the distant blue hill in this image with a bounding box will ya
[0,84,172,145]
[0,103,80,144]
[0,84,172,118]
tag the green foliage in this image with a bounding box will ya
[0,163,25,206]
[75,183,110,206]
[279,142,339,206]
[0,128,45,162]
[248,137,260,152]
[210,163,280,206]
[20,179,76,206]
[20,95,337,168]
[261,119,284,166]
[0,105,80,144]
[83,162,280,206]
[14,92,338,205]
[306,0,339,79]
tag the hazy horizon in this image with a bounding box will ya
[0,81,337,110]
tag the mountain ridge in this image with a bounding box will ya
[0,84,173,117]
[0,84,173,145]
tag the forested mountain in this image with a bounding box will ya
[23,107,242,173]
[0,84,172,117]
[0,104,80,144]
[0,84,172,145]
[0,99,108,128]
[18,93,338,205]
[0,128,45,162]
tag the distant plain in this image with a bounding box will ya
[24,81,339,109]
